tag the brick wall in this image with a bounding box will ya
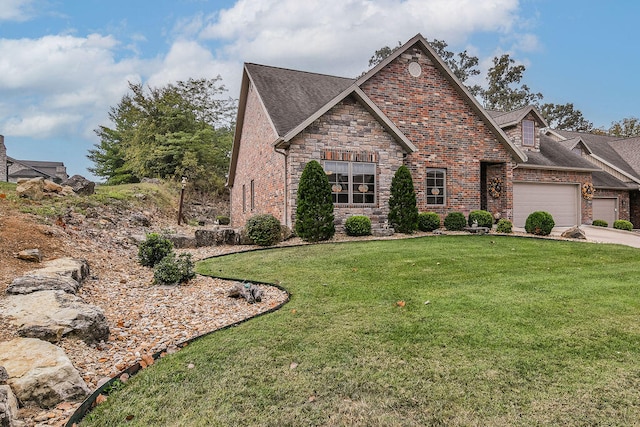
[629,190,640,227]
[360,45,514,220]
[502,112,541,152]
[229,83,285,227]
[513,167,592,224]
[287,95,405,232]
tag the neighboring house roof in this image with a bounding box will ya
[517,133,600,172]
[229,33,529,187]
[487,106,548,128]
[7,157,64,181]
[608,136,640,177]
[592,170,636,190]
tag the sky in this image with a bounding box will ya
[1,0,640,181]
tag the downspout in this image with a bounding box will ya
[274,147,289,228]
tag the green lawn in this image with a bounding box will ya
[82,236,640,426]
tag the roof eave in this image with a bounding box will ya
[514,163,600,172]
[589,153,640,185]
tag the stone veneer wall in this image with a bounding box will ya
[287,95,405,232]
[513,167,593,224]
[360,46,514,220]
[229,83,285,227]
[501,112,541,152]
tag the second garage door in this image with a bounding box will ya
[592,198,617,226]
[513,183,580,227]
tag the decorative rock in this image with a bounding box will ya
[43,180,63,193]
[167,234,197,248]
[228,282,263,304]
[16,177,45,200]
[62,175,95,196]
[0,385,19,427]
[0,290,109,343]
[195,228,246,247]
[0,338,90,409]
[130,212,151,227]
[0,367,7,384]
[60,185,77,197]
[6,274,81,295]
[561,226,586,240]
[27,257,90,284]
[16,249,42,262]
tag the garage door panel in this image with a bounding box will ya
[514,183,580,227]
[592,198,616,226]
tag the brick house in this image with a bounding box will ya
[228,34,640,231]
[0,135,68,183]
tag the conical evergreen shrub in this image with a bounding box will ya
[388,165,418,233]
[295,160,335,242]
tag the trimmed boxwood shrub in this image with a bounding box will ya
[592,219,608,227]
[138,233,174,267]
[613,219,633,231]
[388,165,418,234]
[345,215,372,236]
[417,212,440,232]
[524,211,555,236]
[295,160,335,242]
[496,218,513,233]
[245,214,282,246]
[444,212,466,231]
[468,210,493,228]
[153,252,195,285]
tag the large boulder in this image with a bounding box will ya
[62,175,95,196]
[6,274,81,295]
[0,338,90,409]
[16,177,45,201]
[27,257,90,284]
[166,233,197,248]
[0,290,109,343]
[561,226,587,240]
[195,228,250,247]
[0,385,19,427]
[16,249,42,263]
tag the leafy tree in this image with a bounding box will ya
[88,77,236,193]
[295,160,335,242]
[481,54,543,111]
[388,165,418,234]
[540,103,593,132]
[609,117,640,137]
[368,42,402,67]
[429,39,482,96]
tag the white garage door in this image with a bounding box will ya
[513,183,580,227]
[592,198,617,226]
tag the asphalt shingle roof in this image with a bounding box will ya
[522,133,598,170]
[592,170,635,189]
[245,63,354,137]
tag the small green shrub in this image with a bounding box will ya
[417,212,441,232]
[138,233,174,267]
[216,215,230,225]
[613,219,633,231]
[153,253,195,285]
[496,218,513,233]
[345,215,372,236]
[245,214,282,246]
[444,212,466,231]
[468,210,493,228]
[524,211,555,236]
[592,219,608,227]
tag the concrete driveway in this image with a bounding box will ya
[527,225,640,249]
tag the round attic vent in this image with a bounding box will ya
[408,61,422,77]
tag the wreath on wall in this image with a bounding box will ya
[489,177,502,198]
[582,182,595,200]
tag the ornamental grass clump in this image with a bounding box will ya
[613,219,633,231]
[417,212,441,232]
[245,214,282,246]
[444,212,466,231]
[295,160,335,242]
[468,210,493,228]
[525,211,555,236]
[388,165,418,234]
[138,233,174,267]
[345,215,372,236]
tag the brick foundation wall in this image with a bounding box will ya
[360,46,514,220]
[229,84,285,227]
[513,167,592,224]
[287,96,405,232]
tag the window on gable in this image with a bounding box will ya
[522,120,535,147]
[324,161,376,205]
[426,168,446,205]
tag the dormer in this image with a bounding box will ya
[487,106,548,153]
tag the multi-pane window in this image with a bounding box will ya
[522,120,535,146]
[324,161,376,204]
[426,168,446,205]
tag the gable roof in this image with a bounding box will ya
[516,134,599,172]
[7,157,65,181]
[608,136,640,177]
[487,106,548,128]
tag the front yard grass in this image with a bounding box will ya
[83,236,640,426]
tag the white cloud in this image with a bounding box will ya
[200,0,524,77]
[0,0,37,21]
[4,112,83,138]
